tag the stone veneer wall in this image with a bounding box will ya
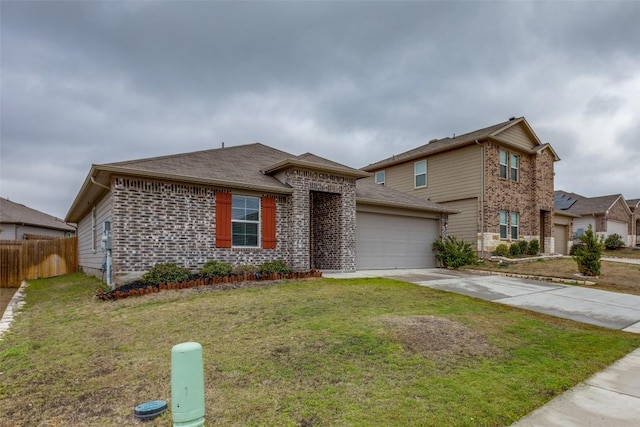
[283,168,357,271]
[111,177,291,285]
[482,143,555,253]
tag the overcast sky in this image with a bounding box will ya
[1,1,639,220]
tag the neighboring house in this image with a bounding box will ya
[628,199,640,247]
[554,191,633,246]
[0,197,75,240]
[552,193,580,255]
[66,143,456,285]
[361,117,560,256]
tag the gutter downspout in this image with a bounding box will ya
[475,139,485,259]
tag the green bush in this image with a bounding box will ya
[573,225,604,276]
[260,260,292,274]
[528,239,540,255]
[508,243,522,257]
[432,236,477,268]
[200,260,233,278]
[569,242,584,256]
[493,244,509,257]
[604,233,625,250]
[142,262,191,285]
[518,240,529,255]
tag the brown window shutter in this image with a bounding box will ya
[216,192,232,248]
[262,197,277,249]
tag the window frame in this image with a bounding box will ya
[374,170,385,185]
[414,160,427,188]
[499,150,508,179]
[231,195,261,248]
[510,153,520,182]
[510,212,519,240]
[499,210,508,240]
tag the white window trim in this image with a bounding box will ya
[499,150,508,179]
[231,195,261,248]
[510,153,519,182]
[499,210,520,241]
[499,148,520,182]
[414,160,427,188]
[375,170,385,185]
[499,210,508,240]
[511,212,520,240]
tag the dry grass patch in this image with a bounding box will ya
[380,315,507,364]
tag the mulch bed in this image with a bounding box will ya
[95,270,322,301]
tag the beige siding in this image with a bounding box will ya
[496,123,537,151]
[554,224,568,255]
[554,214,572,226]
[383,144,482,203]
[78,192,112,276]
[440,198,478,245]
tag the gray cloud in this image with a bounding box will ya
[2,1,640,218]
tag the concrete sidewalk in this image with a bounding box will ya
[324,268,640,426]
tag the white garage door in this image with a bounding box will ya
[607,220,628,238]
[356,211,438,269]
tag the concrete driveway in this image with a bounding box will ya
[324,268,640,333]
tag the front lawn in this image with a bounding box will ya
[1,273,639,426]
[472,258,640,295]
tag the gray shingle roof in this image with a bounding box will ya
[362,118,522,171]
[554,190,626,216]
[355,180,457,214]
[1,197,75,231]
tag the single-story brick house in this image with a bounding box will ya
[627,198,640,247]
[0,196,75,240]
[554,191,633,246]
[66,143,456,285]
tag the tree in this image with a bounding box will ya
[573,225,604,276]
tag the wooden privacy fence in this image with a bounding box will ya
[0,237,78,288]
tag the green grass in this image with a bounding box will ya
[1,273,639,426]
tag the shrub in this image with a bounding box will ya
[518,240,529,255]
[573,225,604,276]
[508,243,521,257]
[569,242,584,256]
[142,262,191,285]
[260,260,292,274]
[528,239,540,255]
[234,264,258,275]
[432,236,477,268]
[493,244,509,257]
[604,233,625,250]
[200,260,233,278]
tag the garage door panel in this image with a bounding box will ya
[356,211,437,269]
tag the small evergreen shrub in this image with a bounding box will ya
[508,243,522,257]
[518,240,529,255]
[604,233,625,250]
[569,242,584,256]
[142,262,191,285]
[493,244,509,257]
[528,239,540,255]
[573,225,604,276]
[432,236,477,268]
[200,260,233,278]
[260,260,292,274]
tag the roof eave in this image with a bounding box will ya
[356,197,459,214]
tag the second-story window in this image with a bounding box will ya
[414,160,427,188]
[510,153,519,181]
[375,170,385,185]
[499,150,508,179]
[499,149,519,182]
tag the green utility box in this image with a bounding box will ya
[171,342,205,427]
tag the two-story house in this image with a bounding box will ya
[362,117,560,257]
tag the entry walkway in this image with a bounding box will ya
[324,268,640,426]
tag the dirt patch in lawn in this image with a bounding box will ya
[380,315,507,364]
